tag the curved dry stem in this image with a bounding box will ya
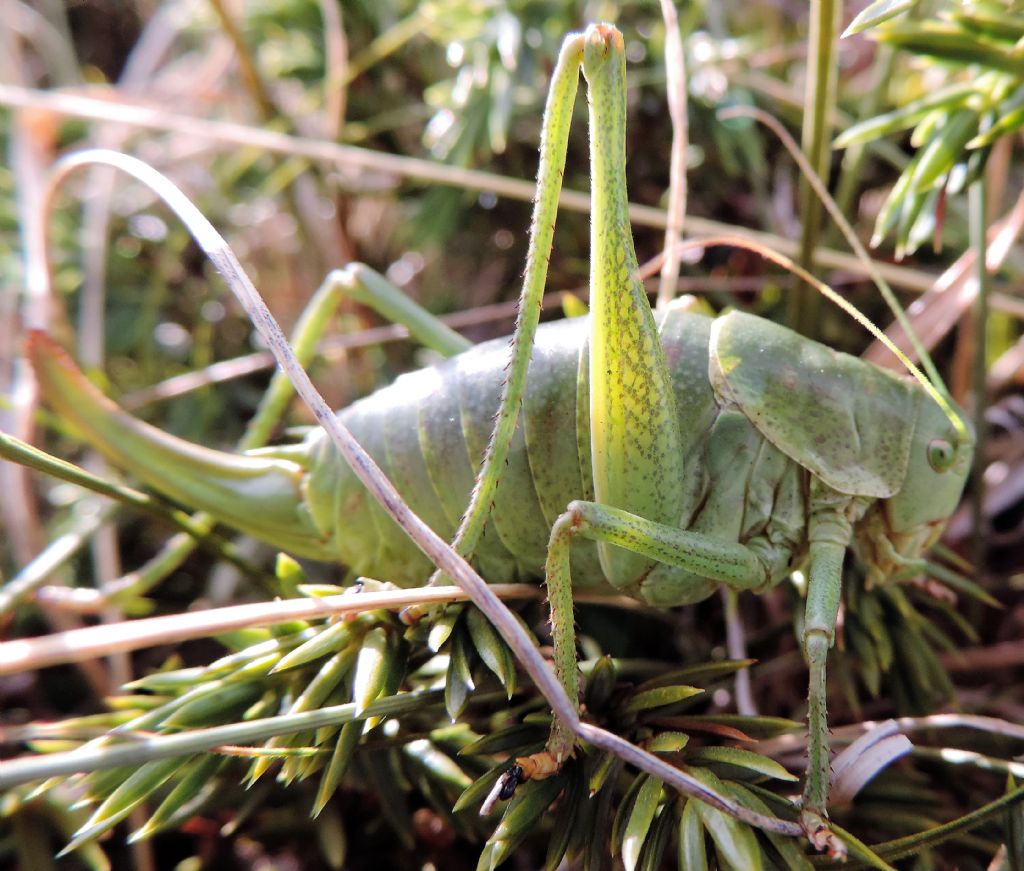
[22,148,801,840]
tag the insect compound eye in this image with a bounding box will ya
[927,438,956,472]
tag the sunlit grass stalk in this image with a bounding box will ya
[791,0,840,338]
[969,167,989,575]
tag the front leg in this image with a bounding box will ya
[800,483,858,858]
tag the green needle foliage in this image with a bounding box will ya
[836,0,1024,257]
[5,576,1010,870]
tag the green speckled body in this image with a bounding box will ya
[299,308,854,603]
[32,299,944,607]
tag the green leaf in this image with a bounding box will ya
[872,148,925,246]
[634,660,755,691]
[467,606,517,697]
[124,668,204,693]
[952,10,1024,43]
[646,731,690,753]
[689,769,764,871]
[834,85,974,148]
[478,777,564,870]
[909,109,979,193]
[827,821,898,870]
[352,627,391,716]
[363,751,415,849]
[588,751,623,797]
[275,552,306,597]
[428,607,460,652]
[972,104,1024,149]
[402,739,472,793]
[128,755,223,841]
[76,765,139,806]
[621,775,663,871]
[678,800,709,871]
[842,0,918,38]
[561,292,589,319]
[686,747,798,782]
[583,774,617,871]
[313,721,362,817]
[273,620,352,672]
[584,655,617,712]
[461,723,546,757]
[293,646,359,714]
[446,626,476,720]
[637,804,673,871]
[453,764,505,815]
[161,679,265,729]
[611,773,650,855]
[877,23,1024,75]
[894,188,934,260]
[544,762,585,871]
[847,624,882,696]
[923,560,1002,607]
[1008,775,1024,871]
[720,783,813,871]
[61,758,187,855]
[623,685,703,713]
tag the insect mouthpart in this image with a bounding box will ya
[854,503,946,588]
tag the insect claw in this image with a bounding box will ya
[800,810,847,859]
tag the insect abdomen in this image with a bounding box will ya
[304,319,593,585]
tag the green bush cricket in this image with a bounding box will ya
[20,23,973,858]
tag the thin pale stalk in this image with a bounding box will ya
[0,506,111,616]
[656,0,689,310]
[241,272,347,448]
[721,588,756,716]
[791,0,839,339]
[208,0,278,121]
[1,6,46,563]
[969,170,989,577]
[317,0,347,138]
[10,0,80,84]
[0,585,539,675]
